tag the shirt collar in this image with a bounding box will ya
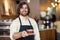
[19,15,29,20]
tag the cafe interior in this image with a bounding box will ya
[0,0,60,40]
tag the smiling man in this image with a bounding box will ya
[10,2,40,40]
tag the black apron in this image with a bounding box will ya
[16,17,34,40]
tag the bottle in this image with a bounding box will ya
[38,19,42,30]
[38,23,42,30]
[50,22,54,29]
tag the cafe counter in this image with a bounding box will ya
[39,28,56,40]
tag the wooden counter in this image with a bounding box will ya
[0,37,10,40]
[0,28,56,40]
[39,28,56,40]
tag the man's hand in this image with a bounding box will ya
[21,31,29,37]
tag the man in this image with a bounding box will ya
[10,2,40,40]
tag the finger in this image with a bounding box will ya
[23,31,29,36]
[21,31,26,37]
[22,31,28,37]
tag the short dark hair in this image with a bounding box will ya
[17,2,30,16]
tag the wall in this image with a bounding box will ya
[28,0,40,19]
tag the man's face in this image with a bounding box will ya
[20,4,28,16]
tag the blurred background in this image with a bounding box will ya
[0,0,60,40]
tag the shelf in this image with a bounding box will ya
[0,22,11,26]
[0,35,10,37]
[0,27,10,30]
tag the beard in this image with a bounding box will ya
[20,13,28,17]
[20,11,29,16]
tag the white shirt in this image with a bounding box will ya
[10,15,40,40]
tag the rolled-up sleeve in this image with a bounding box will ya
[10,20,19,40]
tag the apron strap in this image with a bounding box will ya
[28,19,32,26]
[19,17,22,26]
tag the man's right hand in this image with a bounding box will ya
[21,31,29,37]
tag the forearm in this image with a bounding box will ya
[13,32,22,39]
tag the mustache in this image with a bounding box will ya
[22,10,28,12]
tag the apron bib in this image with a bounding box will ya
[16,17,34,40]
